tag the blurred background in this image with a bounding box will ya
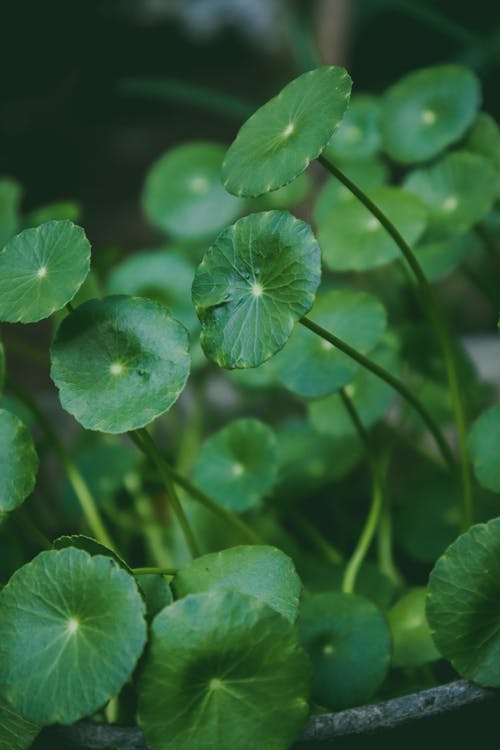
[1,0,499,252]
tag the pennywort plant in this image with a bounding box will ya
[0,60,499,749]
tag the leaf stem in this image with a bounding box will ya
[339,389,384,594]
[299,317,456,473]
[318,154,473,530]
[129,430,200,558]
[6,377,115,550]
[132,566,177,576]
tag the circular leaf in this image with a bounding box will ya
[403,151,496,233]
[192,211,321,369]
[308,339,399,436]
[24,201,81,228]
[465,112,500,170]
[251,172,312,210]
[222,66,352,197]
[0,410,38,514]
[427,517,500,686]
[468,404,500,493]
[0,221,91,323]
[135,573,173,621]
[318,186,427,271]
[0,547,147,724]
[193,418,277,512]
[143,142,243,240]
[50,295,190,433]
[381,65,481,164]
[414,230,476,281]
[107,249,198,334]
[0,697,40,750]
[298,592,391,709]
[323,95,382,162]
[273,290,387,398]
[138,590,310,750]
[388,588,439,668]
[53,534,132,574]
[174,545,302,622]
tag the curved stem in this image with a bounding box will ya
[6,377,115,550]
[130,430,200,558]
[300,317,456,474]
[339,389,384,594]
[319,154,473,530]
[132,566,177,577]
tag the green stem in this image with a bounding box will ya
[318,155,473,530]
[6,377,115,550]
[377,502,403,587]
[132,566,177,576]
[339,389,385,594]
[130,430,200,558]
[300,317,456,473]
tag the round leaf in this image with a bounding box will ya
[318,186,427,271]
[222,66,352,197]
[298,592,391,709]
[403,151,496,233]
[107,248,198,334]
[192,210,321,369]
[323,95,382,162]
[53,534,132,574]
[135,573,173,621]
[0,410,38,514]
[0,698,40,750]
[23,201,81,228]
[0,547,147,724]
[465,112,500,170]
[388,588,439,668]
[468,404,500,493]
[427,517,500,686]
[143,142,243,240]
[414,230,477,281]
[174,545,302,622]
[381,65,481,164]
[192,418,277,512]
[138,590,310,750]
[0,221,91,323]
[50,295,190,433]
[250,172,312,210]
[308,339,399,436]
[273,289,387,398]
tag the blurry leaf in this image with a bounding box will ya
[388,588,440,668]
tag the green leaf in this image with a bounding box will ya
[50,295,190,433]
[0,220,91,323]
[0,179,22,249]
[427,517,500,686]
[192,418,277,512]
[318,186,427,271]
[0,410,38,514]
[308,339,400,436]
[323,95,382,162]
[0,698,40,750]
[107,248,198,334]
[273,290,387,398]
[403,151,496,233]
[0,547,147,724]
[135,573,173,621]
[388,588,439,668]
[174,545,302,622]
[298,592,391,709]
[138,590,310,750]
[468,404,500,493]
[53,534,132,573]
[381,64,481,164]
[192,211,321,369]
[143,142,243,240]
[465,112,500,170]
[222,66,352,197]
[23,200,81,228]
[313,157,388,225]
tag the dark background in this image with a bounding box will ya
[1,0,499,253]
